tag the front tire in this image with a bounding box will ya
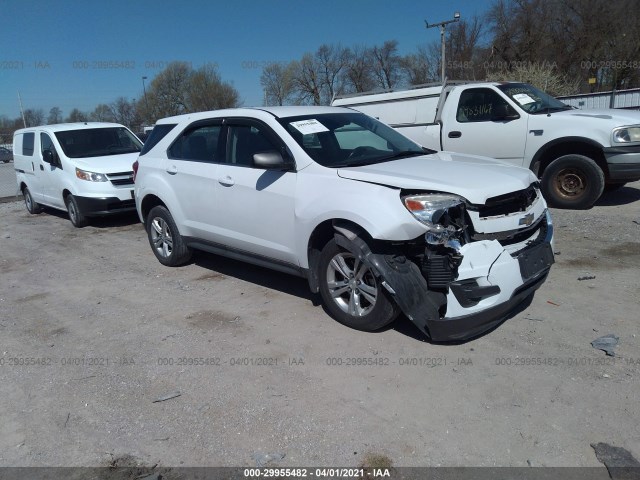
[541,154,605,209]
[318,239,398,331]
[146,206,192,267]
[65,194,88,228]
[23,186,42,214]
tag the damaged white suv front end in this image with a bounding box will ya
[135,106,553,341]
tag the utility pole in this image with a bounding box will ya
[141,76,150,123]
[426,12,460,83]
[17,91,26,127]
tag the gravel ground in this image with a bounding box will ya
[0,182,639,472]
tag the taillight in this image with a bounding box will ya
[132,160,139,183]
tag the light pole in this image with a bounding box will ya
[141,76,149,123]
[426,12,460,83]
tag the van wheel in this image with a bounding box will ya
[146,206,192,266]
[65,195,88,228]
[541,154,605,209]
[23,187,42,214]
[318,239,398,331]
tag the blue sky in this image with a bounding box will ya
[0,0,493,120]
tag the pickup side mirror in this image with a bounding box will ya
[253,151,294,170]
[492,104,520,121]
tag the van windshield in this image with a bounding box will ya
[278,112,427,168]
[54,127,143,158]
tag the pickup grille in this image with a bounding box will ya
[106,171,134,187]
[475,183,539,217]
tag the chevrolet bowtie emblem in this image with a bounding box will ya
[519,213,534,226]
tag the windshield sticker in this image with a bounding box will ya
[289,119,329,135]
[513,93,536,105]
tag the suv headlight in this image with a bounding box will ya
[612,126,640,144]
[76,168,108,182]
[403,193,465,231]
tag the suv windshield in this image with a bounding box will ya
[498,83,572,114]
[278,112,427,168]
[54,127,143,158]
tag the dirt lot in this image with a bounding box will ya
[0,182,639,472]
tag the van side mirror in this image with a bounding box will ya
[253,151,293,170]
[42,149,54,164]
[493,104,520,121]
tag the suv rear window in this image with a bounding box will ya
[140,124,177,156]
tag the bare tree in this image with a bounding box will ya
[315,44,349,103]
[90,104,115,122]
[188,64,240,111]
[343,45,376,93]
[400,45,435,86]
[47,107,63,124]
[261,62,296,106]
[23,109,44,127]
[144,61,192,119]
[370,40,402,90]
[66,109,88,123]
[291,54,323,105]
[109,97,138,127]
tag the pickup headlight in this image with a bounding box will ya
[612,126,640,144]
[75,168,108,182]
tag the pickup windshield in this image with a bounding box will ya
[279,112,427,168]
[55,127,143,158]
[498,83,572,114]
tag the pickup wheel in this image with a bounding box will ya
[318,239,398,331]
[23,186,42,214]
[146,206,192,267]
[65,194,88,228]
[541,154,605,209]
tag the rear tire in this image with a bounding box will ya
[23,186,42,214]
[318,238,398,331]
[146,206,192,267]
[541,154,605,209]
[65,194,88,228]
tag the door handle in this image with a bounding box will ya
[166,165,178,175]
[448,131,462,138]
[218,175,235,186]
[40,164,44,170]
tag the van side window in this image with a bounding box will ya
[456,89,510,123]
[40,133,55,155]
[22,132,35,156]
[168,125,222,162]
[226,125,279,168]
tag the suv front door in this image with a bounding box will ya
[215,119,298,266]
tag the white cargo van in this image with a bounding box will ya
[333,82,640,209]
[13,122,143,227]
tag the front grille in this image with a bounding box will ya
[106,171,134,187]
[471,213,546,246]
[474,183,539,217]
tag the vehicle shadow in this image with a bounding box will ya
[191,251,318,304]
[39,207,141,229]
[595,184,640,207]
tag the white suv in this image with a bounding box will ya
[134,106,554,341]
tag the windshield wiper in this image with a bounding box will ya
[378,150,425,161]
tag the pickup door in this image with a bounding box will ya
[441,86,528,167]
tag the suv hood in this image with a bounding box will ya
[337,152,537,205]
[70,152,139,173]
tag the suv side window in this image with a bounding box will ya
[168,123,222,162]
[226,124,280,167]
[456,88,510,123]
[22,132,35,156]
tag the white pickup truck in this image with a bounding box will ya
[333,82,640,209]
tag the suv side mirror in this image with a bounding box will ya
[493,104,520,121]
[253,152,293,170]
